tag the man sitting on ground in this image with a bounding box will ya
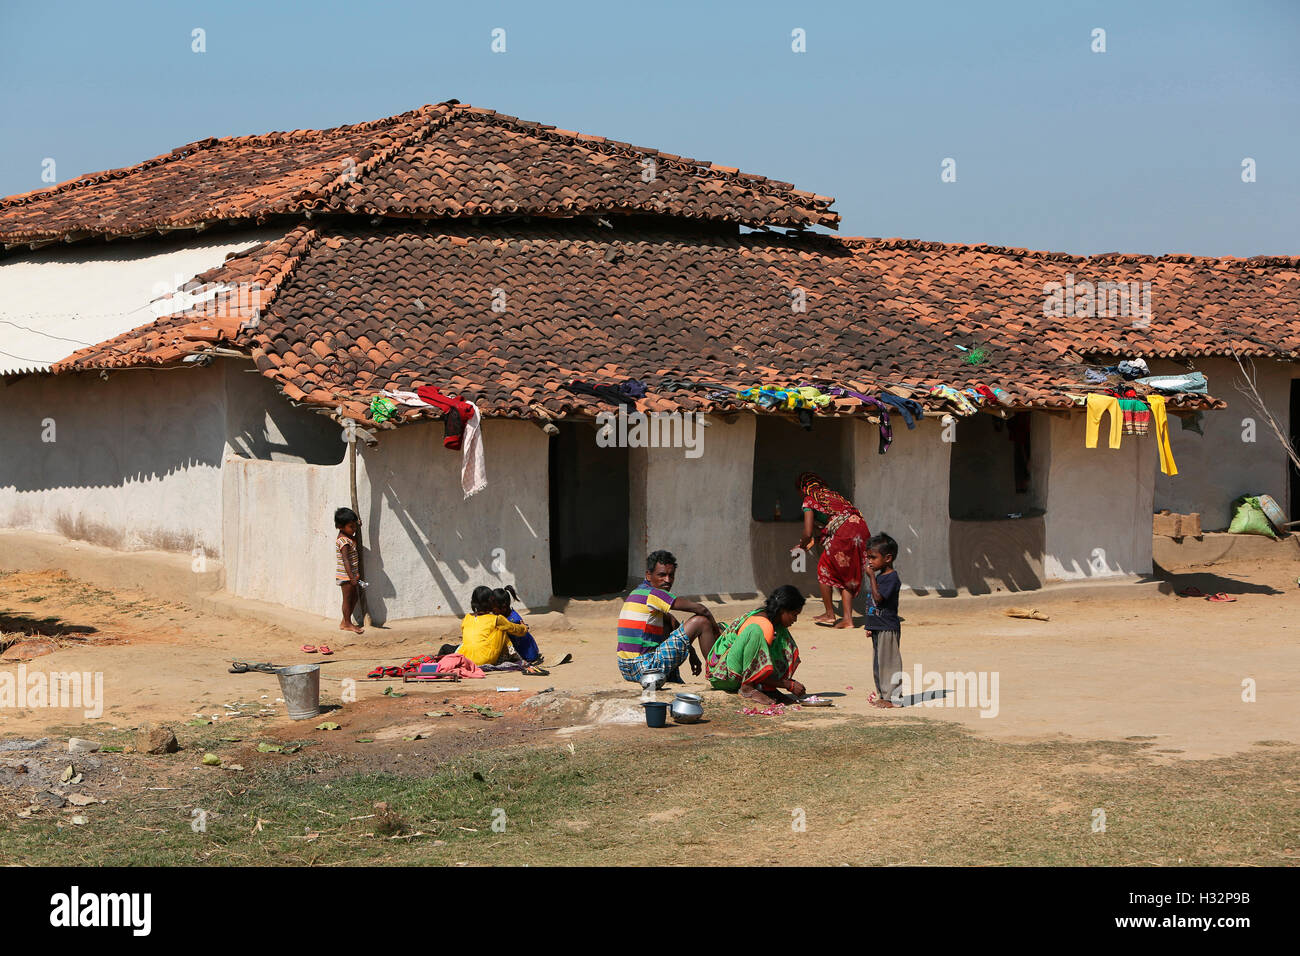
[616,549,720,685]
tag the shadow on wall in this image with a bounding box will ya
[750,520,823,597]
[363,457,473,624]
[1,371,225,493]
[946,516,1045,595]
[225,369,344,465]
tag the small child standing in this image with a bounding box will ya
[334,507,364,635]
[491,585,543,664]
[863,533,902,708]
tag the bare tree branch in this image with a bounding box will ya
[1230,350,1300,472]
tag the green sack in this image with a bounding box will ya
[1228,496,1279,539]
[369,396,398,424]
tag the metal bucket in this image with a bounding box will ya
[276,664,321,720]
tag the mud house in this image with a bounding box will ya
[1,101,1296,621]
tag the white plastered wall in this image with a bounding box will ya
[0,364,227,555]
[1148,356,1295,529]
[0,230,282,374]
[220,419,552,621]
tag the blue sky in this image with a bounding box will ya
[1,0,1296,256]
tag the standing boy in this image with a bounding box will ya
[863,533,902,707]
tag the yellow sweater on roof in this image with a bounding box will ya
[457,613,528,666]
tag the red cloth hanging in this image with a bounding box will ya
[416,385,476,450]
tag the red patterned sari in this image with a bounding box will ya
[798,472,871,595]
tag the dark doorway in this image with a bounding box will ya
[549,422,630,596]
[752,416,851,522]
[949,412,1041,521]
[1290,380,1300,521]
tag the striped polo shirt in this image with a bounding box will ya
[616,582,675,659]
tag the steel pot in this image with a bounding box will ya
[639,671,667,692]
[670,693,704,724]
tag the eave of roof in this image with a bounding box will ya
[49,223,1258,423]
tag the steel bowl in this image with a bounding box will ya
[639,671,667,692]
[670,693,704,724]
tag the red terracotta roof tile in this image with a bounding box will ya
[0,101,837,243]
[54,223,1287,419]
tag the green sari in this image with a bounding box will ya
[705,609,800,692]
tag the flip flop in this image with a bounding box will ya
[229,661,279,674]
[1207,593,1237,603]
[1178,586,1206,597]
[318,646,333,656]
[552,653,573,666]
[522,663,550,676]
[300,645,318,654]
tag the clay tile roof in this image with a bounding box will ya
[55,221,1294,419]
[0,101,838,243]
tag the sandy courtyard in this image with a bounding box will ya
[2,551,1297,760]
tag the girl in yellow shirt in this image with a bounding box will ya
[457,586,529,665]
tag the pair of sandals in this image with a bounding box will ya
[1177,587,1237,603]
[228,661,278,674]
[300,644,333,655]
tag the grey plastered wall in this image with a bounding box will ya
[0,365,227,555]
[636,414,760,596]
[1148,356,1295,529]
[852,416,955,593]
[1042,411,1155,580]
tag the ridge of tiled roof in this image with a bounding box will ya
[0,101,838,244]
[832,235,1300,270]
[55,223,1254,422]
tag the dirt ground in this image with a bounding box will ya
[2,558,1296,758]
[1,555,1297,865]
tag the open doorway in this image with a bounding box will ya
[549,422,630,596]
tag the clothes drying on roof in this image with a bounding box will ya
[824,389,892,454]
[381,389,432,407]
[794,386,833,408]
[1117,358,1150,380]
[875,393,926,429]
[415,386,475,448]
[1134,372,1209,395]
[1149,395,1178,476]
[929,385,977,416]
[461,401,486,498]
[1085,394,1122,449]
[564,379,642,407]
[1119,398,1151,436]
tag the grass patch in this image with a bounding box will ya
[2,720,1296,866]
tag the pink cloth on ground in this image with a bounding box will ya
[435,653,485,679]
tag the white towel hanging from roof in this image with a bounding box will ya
[462,401,487,499]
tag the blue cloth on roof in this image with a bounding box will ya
[876,393,924,429]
